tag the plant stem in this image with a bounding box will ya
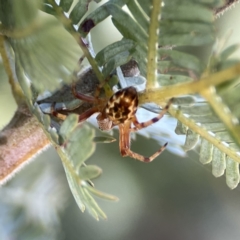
[139,63,240,104]
[0,36,25,105]
[146,0,162,89]
[0,104,50,184]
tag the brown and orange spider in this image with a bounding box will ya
[69,83,173,163]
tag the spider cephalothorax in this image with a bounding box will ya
[56,83,172,163]
[97,87,138,130]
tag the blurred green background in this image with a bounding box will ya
[1,2,240,240]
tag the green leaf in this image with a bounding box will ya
[86,185,119,201]
[199,139,213,164]
[41,2,56,15]
[220,44,240,61]
[102,51,133,77]
[126,0,149,31]
[62,164,86,212]
[78,0,129,36]
[183,129,199,151]
[10,12,82,94]
[136,0,151,16]
[109,4,148,44]
[175,121,188,135]
[162,3,213,22]
[93,136,116,143]
[212,147,226,177]
[160,21,214,35]
[60,120,95,170]
[226,157,240,189]
[159,33,214,46]
[81,188,107,220]
[70,0,90,25]
[94,38,136,77]
[58,119,117,219]
[95,39,136,66]
[159,49,202,73]
[60,0,74,12]
[0,0,40,29]
[59,114,79,141]
[79,165,102,180]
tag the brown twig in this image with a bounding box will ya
[0,104,50,184]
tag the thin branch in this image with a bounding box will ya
[139,63,240,104]
[0,36,25,105]
[0,104,50,184]
[146,0,162,89]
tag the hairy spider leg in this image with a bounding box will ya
[119,122,168,163]
[131,98,174,132]
[49,83,99,121]
[78,106,100,122]
[72,82,97,103]
[49,101,99,122]
[50,102,67,120]
[72,82,108,122]
[72,76,111,102]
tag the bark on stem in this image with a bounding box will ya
[0,104,50,184]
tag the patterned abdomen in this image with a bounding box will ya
[104,87,138,124]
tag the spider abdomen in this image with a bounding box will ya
[105,87,138,124]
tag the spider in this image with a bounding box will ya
[68,82,173,163]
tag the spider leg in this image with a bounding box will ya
[72,82,97,103]
[72,77,110,102]
[125,142,168,163]
[49,101,99,122]
[50,102,67,120]
[119,123,168,163]
[131,98,173,132]
[119,123,137,157]
[78,106,99,122]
